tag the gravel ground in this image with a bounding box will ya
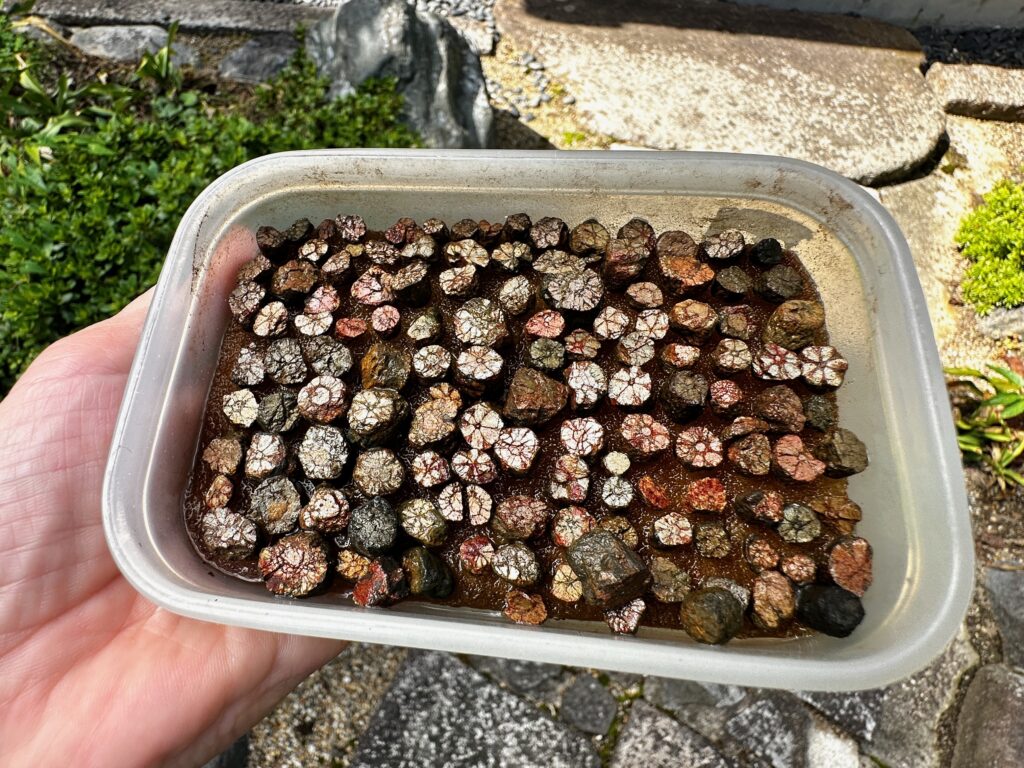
[914,26,1024,69]
[482,39,615,149]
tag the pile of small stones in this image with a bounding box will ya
[193,210,872,645]
[485,51,573,123]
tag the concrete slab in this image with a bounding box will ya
[34,0,329,34]
[951,665,1024,768]
[927,63,1024,122]
[496,0,945,185]
[878,115,1024,365]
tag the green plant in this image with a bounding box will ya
[947,364,1024,488]
[0,12,418,393]
[955,177,1024,314]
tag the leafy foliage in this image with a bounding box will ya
[955,178,1024,314]
[0,13,418,393]
[947,364,1024,489]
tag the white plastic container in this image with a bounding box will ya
[102,149,972,691]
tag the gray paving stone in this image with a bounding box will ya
[977,306,1024,341]
[350,651,599,768]
[610,700,732,768]
[560,674,617,735]
[644,677,745,715]
[36,0,328,33]
[219,34,298,83]
[793,689,883,743]
[985,568,1024,668]
[725,694,860,768]
[466,655,564,696]
[927,63,1024,122]
[951,664,1024,768]
[69,24,197,66]
[867,627,978,768]
[496,0,944,185]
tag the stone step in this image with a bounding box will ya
[496,0,946,185]
[33,0,331,34]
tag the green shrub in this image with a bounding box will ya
[0,14,418,393]
[955,178,1024,315]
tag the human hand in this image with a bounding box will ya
[0,291,344,767]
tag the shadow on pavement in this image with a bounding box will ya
[519,0,919,50]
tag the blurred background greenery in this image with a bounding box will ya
[0,11,418,395]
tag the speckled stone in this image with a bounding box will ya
[610,701,731,768]
[560,674,617,735]
[247,644,407,768]
[350,652,599,768]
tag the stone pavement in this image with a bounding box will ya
[20,0,1024,765]
[496,0,944,185]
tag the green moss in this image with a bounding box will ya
[955,177,1024,315]
[0,13,418,392]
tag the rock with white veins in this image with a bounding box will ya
[601,476,634,509]
[565,361,607,410]
[492,542,541,587]
[245,432,286,479]
[560,417,605,457]
[223,388,259,427]
[451,448,498,485]
[455,346,505,395]
[549,454,590,503]
[493,427,540,475]
[497,275,533,315]
[408,397,459,448]
[412,344,453,382]
[411,450,450,488]
[454,297,508,346]
[347,387,409,447]
[298,425,351,480]
[459,402,504,450]
[608,366,653,409]
[352,448,406,496]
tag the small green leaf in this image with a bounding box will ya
[945,366,987,379]
[990,364,1024,389]
[1003,400,1024,420]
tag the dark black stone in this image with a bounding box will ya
[816,428,869,477]
[403,546,453,598]
[679,588,743,645]
[756,264,804,303]
[797,585,864,638]
[748,237,784,267]
[659,371,709,422]
[567,531,651,608]
[712,266,752,297]
[804,394,837,432]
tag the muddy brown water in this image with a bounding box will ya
[185,230,856,639]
